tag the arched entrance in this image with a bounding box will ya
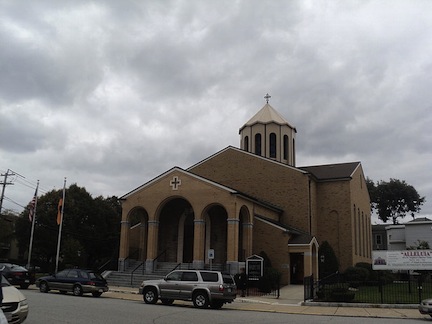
[158,198,194,263]
[204,204,228,265]
[128,207,148,261]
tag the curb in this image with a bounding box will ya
[303,301,419,309]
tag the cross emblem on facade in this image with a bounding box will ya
[264,93,271,103]
[170,176,181,190]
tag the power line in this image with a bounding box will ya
[3,196,28,209]
[0,169,21,214]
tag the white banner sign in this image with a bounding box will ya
[372,250,432,270]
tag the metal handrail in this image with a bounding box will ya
[97,258,113,272]
[124,248,139,264]
[152,249,167,272]
[171,263,182,272]
[130,261,145,286]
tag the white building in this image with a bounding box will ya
[374,217,432,250]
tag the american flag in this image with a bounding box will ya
[28,188,38,222]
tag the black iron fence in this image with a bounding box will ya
[236,277,280,298]
[309,272,432,304]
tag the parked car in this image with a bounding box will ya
[139,270,237,309]
[419,298,432,317]
[1,274,29,323]
[35,269,108,297]
[0,263,35,289]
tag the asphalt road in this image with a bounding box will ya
[22,289,423,324]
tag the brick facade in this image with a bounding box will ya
[118,103,371,284]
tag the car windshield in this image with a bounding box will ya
[9,265,27,271]
[1,275,11,287]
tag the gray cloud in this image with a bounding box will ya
[1,0,431,220]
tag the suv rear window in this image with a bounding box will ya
[182,272,198,281]
[222,274,234,284]
[200,272,218,282]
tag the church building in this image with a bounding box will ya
[118,96,371,285]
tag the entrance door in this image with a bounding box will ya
[290,253,304,284]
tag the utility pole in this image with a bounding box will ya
[0,169,15,215]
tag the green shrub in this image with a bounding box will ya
[344,266,369,283]
[316,283,355,302]
[258,267,281,293]
[318,241,339,278]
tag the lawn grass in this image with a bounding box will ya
[351,281,432,304]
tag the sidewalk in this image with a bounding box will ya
[106,284,425,320]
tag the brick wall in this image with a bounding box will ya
[253,217,290,285]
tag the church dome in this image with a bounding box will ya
[239,103,296,133]
[239,96,297,166]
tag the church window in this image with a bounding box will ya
[283,135,289,160]
[270,133,276,158]
[244,136,249,152]
[376,234,382,245]
[255,133,262,156]
[293,138,296,165]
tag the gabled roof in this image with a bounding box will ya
[406,217,432,224]
[120,166,237,199]
[120,166,283,213]
[239,103,296,132]
[299,162,361,181]
[188,146,306,175]
[254,215,315,245]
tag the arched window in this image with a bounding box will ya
[269,133,276,158]
[283,135,289,160]
[244,136,249,152]
[255,133,261,156]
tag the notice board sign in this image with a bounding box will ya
[372,250,432,270]
[246,255,263,280]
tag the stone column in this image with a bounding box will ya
[193,219,205,269]
[138,222,147,261]
[118,220,130,272]
[145,220,159,274]
[226,217,239,274]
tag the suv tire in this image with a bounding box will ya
[193,291,209,308]
[143,287,158,304]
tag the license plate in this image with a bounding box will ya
[25,280,30,283]
[228,288,231,292]
[99,289,103,292]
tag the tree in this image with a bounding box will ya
[15,184,121,271]
[318,241,339,278]
[367,178,425,224]
[0,212,15,259]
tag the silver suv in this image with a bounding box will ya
[139,270,237,309]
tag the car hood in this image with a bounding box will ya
[2,285,26,303]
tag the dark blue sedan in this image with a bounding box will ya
[35,269,109,297]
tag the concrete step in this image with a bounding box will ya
[104,261,226,288]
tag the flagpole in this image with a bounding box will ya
[55,178,66,274]
[26,180,39,269]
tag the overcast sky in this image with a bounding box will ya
[1,0,431,224]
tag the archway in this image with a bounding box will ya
[204,204,228,264]
[158,197,194,263]
[127,207,148,261]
